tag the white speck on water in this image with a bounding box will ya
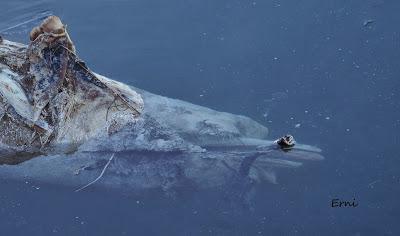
[295,123,301,128]
[136,200,140,204]
[353,62,360,69]
[273,57,279,60]
[363,19,375,27]
[199,94,204,97]
[304,110,309,114]
[325,116,330,120]
[346,128,350,132]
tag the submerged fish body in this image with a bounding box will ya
[0,137,323,193]
[0,16,324,193]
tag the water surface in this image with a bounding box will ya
[0,0,399,235]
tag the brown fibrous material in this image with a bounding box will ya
[30,16,65,41]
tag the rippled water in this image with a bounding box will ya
[0,0,399,235]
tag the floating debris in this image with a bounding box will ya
[363,19,375,27]
[276,134,296,150]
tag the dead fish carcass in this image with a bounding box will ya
[0,16,323,192]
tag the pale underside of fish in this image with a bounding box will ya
[0,16,323,193]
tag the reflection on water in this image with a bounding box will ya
[0,0,399,235]
[0,1,52,43]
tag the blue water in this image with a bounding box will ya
[0,0,399,235]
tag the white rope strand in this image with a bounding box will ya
[75,153,115,192]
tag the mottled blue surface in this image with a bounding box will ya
[0,0,399,235]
